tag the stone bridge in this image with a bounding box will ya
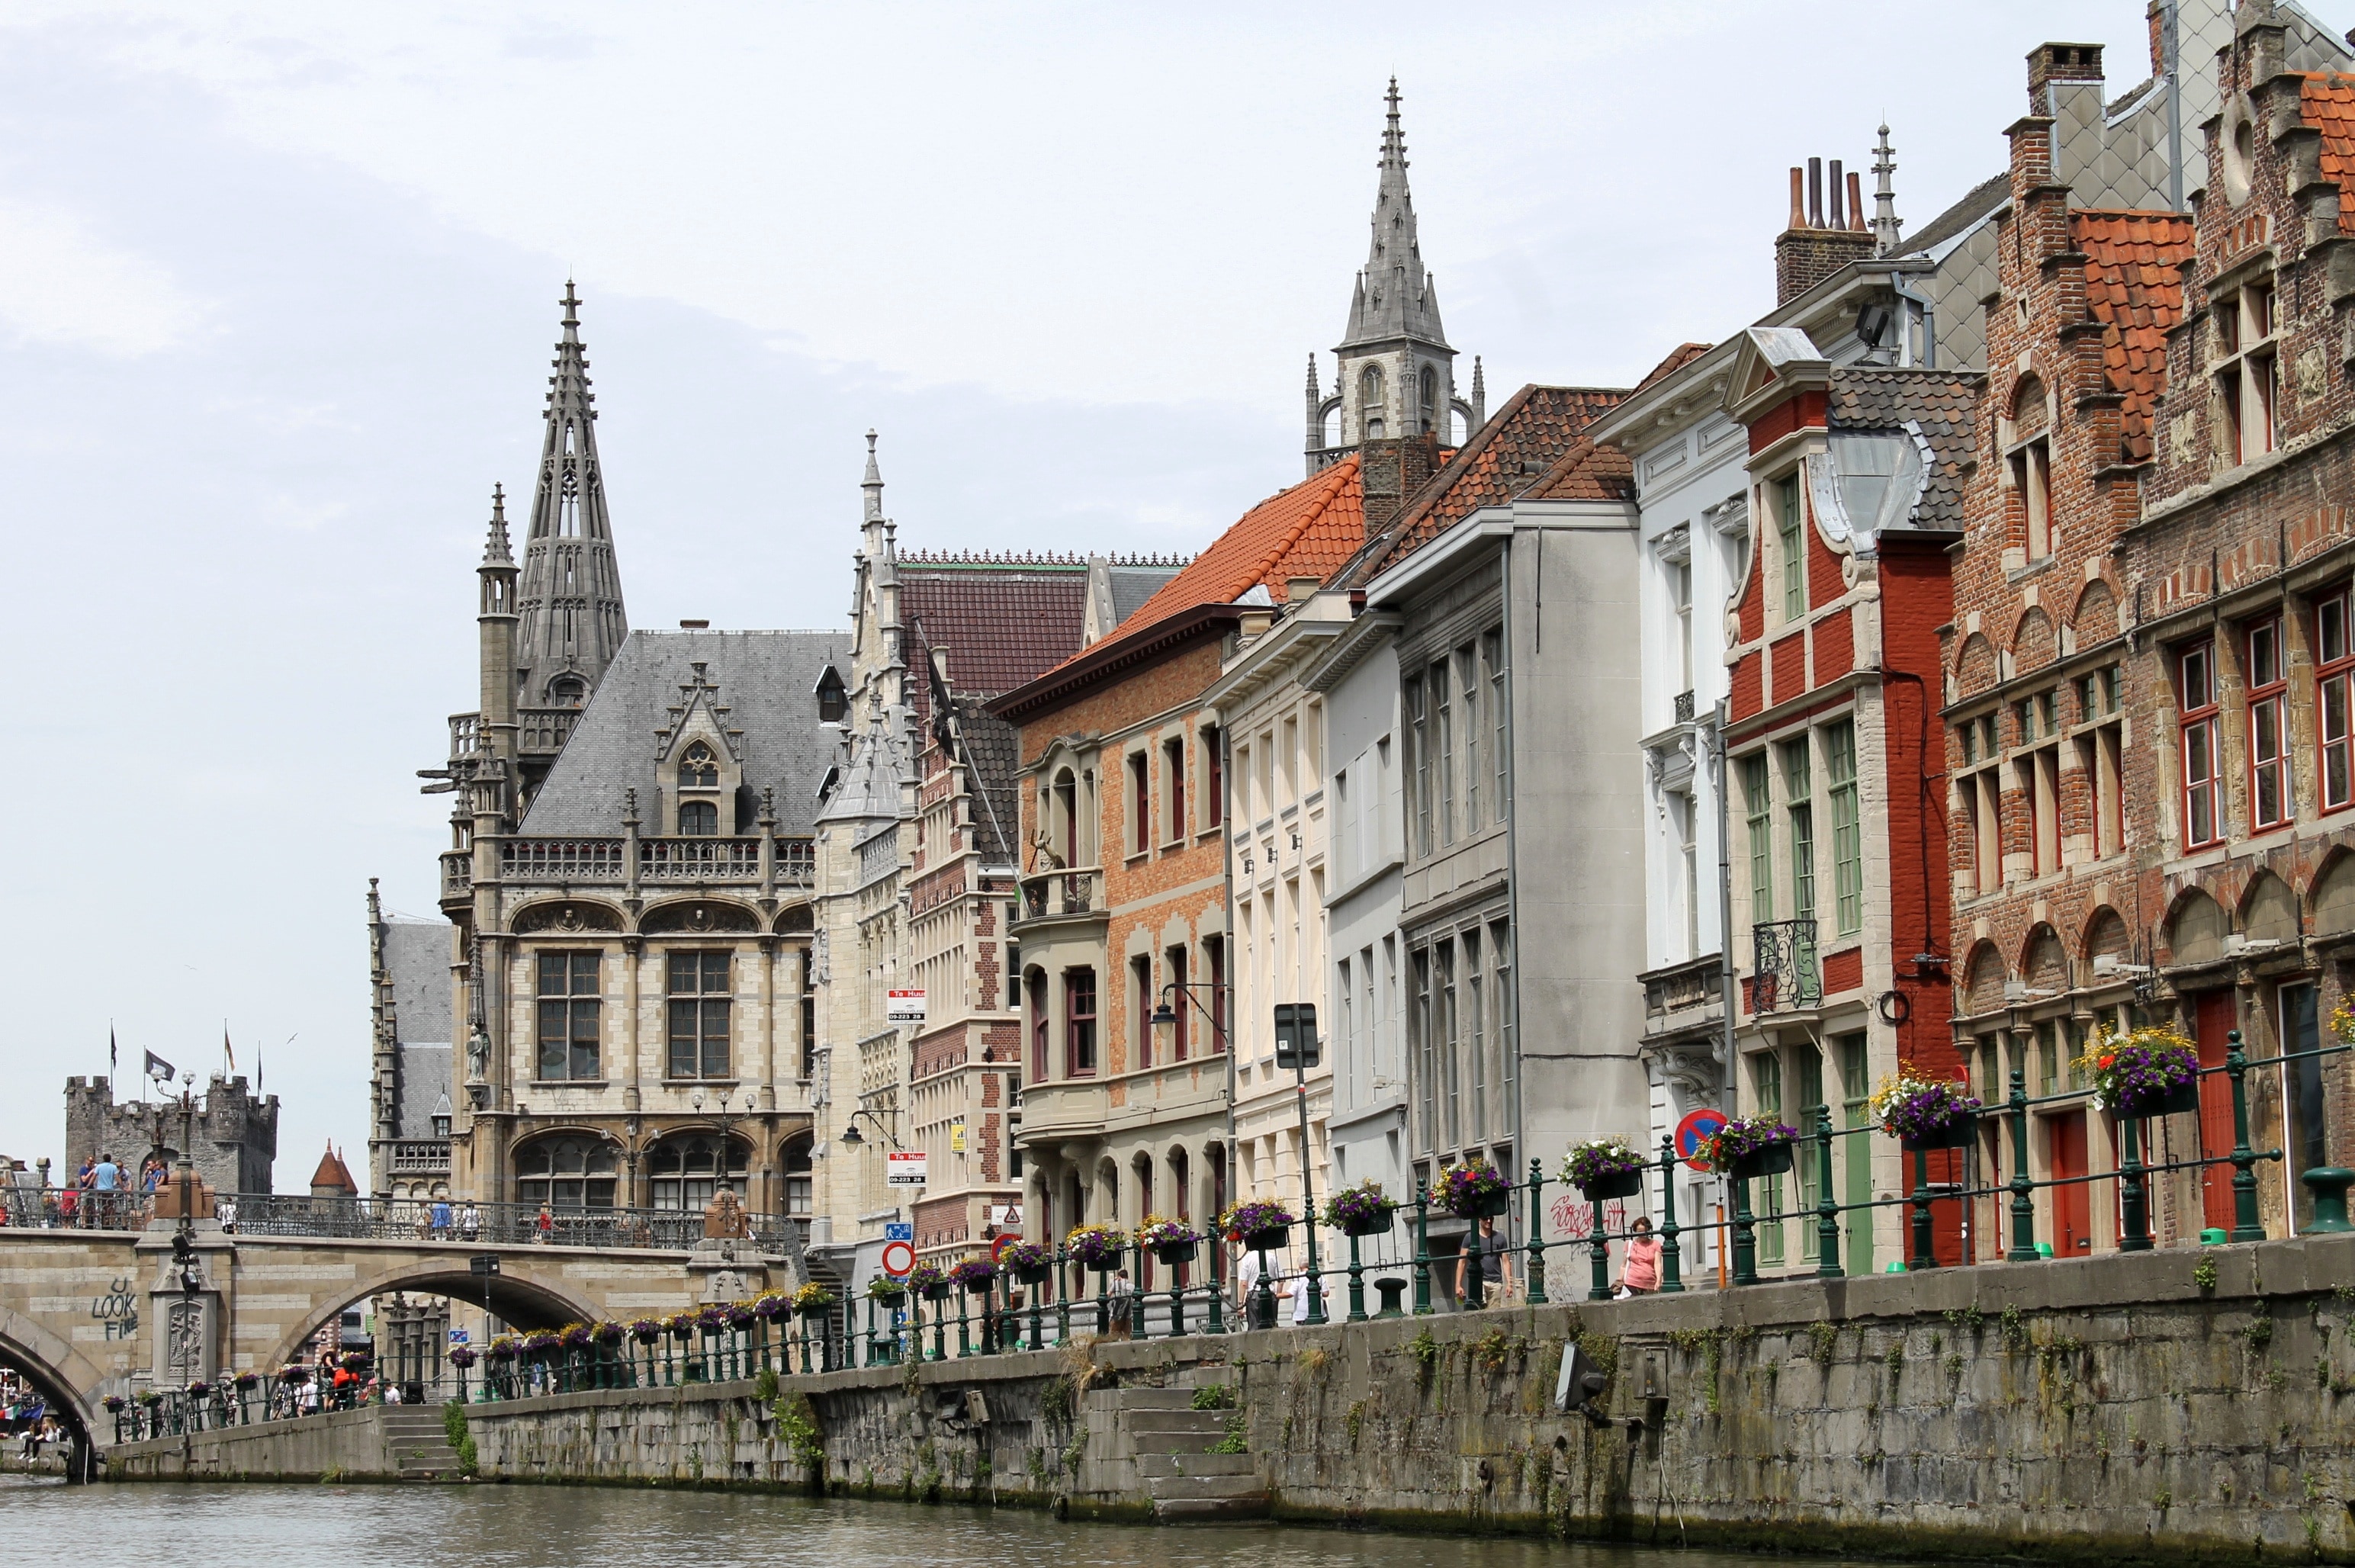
[0,1223,798,1467]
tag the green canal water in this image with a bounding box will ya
[0,1475,1891,1567]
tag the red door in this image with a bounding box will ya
[2048,1112,2092,1257]
[2193,992,2237,1232]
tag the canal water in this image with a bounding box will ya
[0,1475,1830,1567]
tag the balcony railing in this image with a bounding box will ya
[449,712,479,758]
[390,1141,451,1174]
[503,838,626,882]
[1751,918,1820,1012]
[516,706,580,754]
[1018,867,1099,920]
[1673,689,1696,724]
[492,835,816,888]
[640,837,761,881]
[1641,953,1723,1017]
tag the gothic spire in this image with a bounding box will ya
[514,281,629,707]
[481,482,512,567]
[1870,124,1904,255]
[1340,78,1449,353]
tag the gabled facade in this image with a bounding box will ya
[1721,328,1978,1277]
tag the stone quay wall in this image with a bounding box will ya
[108,1232,2355,1563]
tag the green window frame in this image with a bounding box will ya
[1754,1051,1785,1266]
[1826,718,1861,934]
[1776,472,1804,623]
[1784,739,1814,921]
[1742,754,1773,924]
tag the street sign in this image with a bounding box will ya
[1273,1003,1319,1071]
[883,1223,913,1242]
[887,1151,928,1186]
[448,1329,470,1345]
[469,1254,500,1277]
[1675,1107,1730,1171]
[888,989,927,1023]
[988,1204,1023,1229]
[880,1240,914,1277]
[991,1232,1021,1264]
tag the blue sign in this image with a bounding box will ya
[884,1223,913,1242]
[448,1329,470,1345]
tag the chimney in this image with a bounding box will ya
[2026,42,2105,109]
[679,619,710,630]
[1357,432,1441,534]
[1775,157,1877,307]
[2147,2,2165,81]
[1285,576,1322,604]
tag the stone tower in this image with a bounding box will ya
[1306,81,1481,473]
[63,1076,278,1197]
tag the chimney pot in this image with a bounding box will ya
[1787,168,1807,231]
[1808,157,1824,227]
[679,619,710,630]
[1829,160,1845,229]
[1846,172,1868,232]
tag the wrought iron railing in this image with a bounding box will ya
[1751,917,1820,1011]
[1673,689,1696,724]
[1017,868,1098,920]
[8,1192,805,1251]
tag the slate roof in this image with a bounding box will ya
[951,703,1023,865]
[521,629,847,836]
[381,920,453,1048]
[1332,382,1630,588]
[395,1046,451,1140]
[1894,171,2008,258]
[1115,456,1367,634]
[2074,210,2192,464]
[1826,368,1981,531]
[898,562,1088,699]
[1109,564,1180,622]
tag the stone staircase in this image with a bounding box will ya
[1114,1386,1266,1521]
[376,1406,462,1480]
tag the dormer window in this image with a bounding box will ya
[547,674,586,708]
[680,743,718,789]
[430,1113,451,1139]
[680,801,719,836]
[814,666,847,725]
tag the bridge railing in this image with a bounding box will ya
[4,1190,807,1252]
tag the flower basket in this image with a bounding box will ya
[665,1313,696,1340]
[2075,1027,2202,1119]
[1430,1159,1511,1219]
[750,1293,788,1321]
[1063,1223,1127,1272]
[1562,1137,1647,1202]
[1322,1181,1393,1238]
[1868,1071,1982,1149]
[866,1276,908,1306]
[1701,1115,1799,1180]
[102,1396,125,1413]
[999,1239,1054,1283]
[791,1283,837,1319]
[187,1381,212,1398]
[1218,1198,1296,1251]
[904,1261,950,1302]
[948,1256,998,1294]
[447,1347,477,1370]
[1134,1216,1197,1266]
[233,1371,261,1390]
[630,1319,663,1345]
[595,1322,625,1346]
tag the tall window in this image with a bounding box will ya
[2075,667,2125,857]
[514,1136,615,1211]
[2321,589,2353,812]
[2013,437,2052,561]
[1743,754,1773,922]
[1753,1051,1785,1266]
[1161,945,1189,1060]
[1674,789,1700,956]
[679,801,718,836]
[1491,921,1515,1133]
[1783,738,1814,921]
[1436,938,1460,1149]
[1206,936,1227,1053]
[1431,659,1455,847]
[666,952,731,1078]
[1463,927,1485,1142]
[1825,719,1861,934]
[1485,628,1507,826]
[1128,752,1150,855]
[782,1138,814,1217]
[1065,969,1097,1078]
[1671,557,1694,696]
[1131,955,1154,1071]
[2216,279,2278,466]
[1460,645,1481,833]
[649,1135,747,1212]
[535,952,602,1081]
[2179,641,2222,849]
[2014,692,2061,876]
[2247,618,2289,831]
[1164,738,1187,842]
[1205,726,1225,825]
[1027,970,1049,1078]
[1361,363,1386,439]
[1775,471,1805,624]
[1412,946,1435,1152]
[1418,365,1438,434]
[1406,673,1431,857]
[1794,1043,1823,1262]
[1959,719,2003,895]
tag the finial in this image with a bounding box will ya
[1870,123,1904,255]
[561,278,580,327]
[482,482,514,565]
[862,429,885,524]
[1380,77,1407,169]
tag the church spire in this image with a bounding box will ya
[1341,78,1449,354]
[514,281,628,710]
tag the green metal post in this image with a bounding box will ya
[2119,1113,2151,1252]
[956,1289,972,1359]
[1587,1195,1611,1301]
[1731,1174,1759,1285]
[1908,1146,1938,1268]
[1815,1104,1843,1278]
[2006,1067,2039,1262]
[1346,1230,1367,1322]
[1525,1158,1550,1306]
[2227,1032,2266,1242]
[1656,1138,1685,1293]
[1412,1190,1434,1315]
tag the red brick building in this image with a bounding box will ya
[1720,326,1977,1275]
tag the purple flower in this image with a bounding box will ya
[1217,1200,1296,1240]
[1320,1182,1390,1230]
[1000,1239,1053,1271]
[947,1255,998,1288]
[1702,1116,1799,1165]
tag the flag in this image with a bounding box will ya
[223,1023,236,1076]
[144,1049,175,1083]
[108,1026,117,1080]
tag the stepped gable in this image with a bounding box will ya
[2073,210,2192,464]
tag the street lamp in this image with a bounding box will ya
[689,1089,755,1207]
[837,1107,902,1148]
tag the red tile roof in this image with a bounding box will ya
[309,1142,357,1195]
[2073,210,2192,464]
[2302,73,2355,233]
[1636,342,1715,391]
[1116,455,1366,631]
[1334,382,1630,586]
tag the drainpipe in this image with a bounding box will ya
[1715,697,1737,1086]
[1889,275,1937,370]
[2165,0,2183,213]
[1501,538,1524,1155]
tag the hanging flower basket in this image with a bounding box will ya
[137,1390,163,1407]
[866,1275,908,1306]
[594,1322,626,1346]
[102,1395,126,1412]
[630,1319,664,1345]
[791,1282,837,1319]
[278,1363,312,1385]
[905,1261,951,1301]
[1867,1069,1982,1149]
[664,1313,697,1340]
[232,1370,261,1390]
[1133,1216,1196,1264]
[1701,1117,1799,1181]
[1219,1199,1295,1252]
[948,1255,998,1294]
[998,1239,1054,1283]
[1430,1158,1511,1219]
[750,1293,789,1321]
[1063,1223,1127,1272]
[1562,1139,1647,1201]
[186,1380,213,1399]
[2076,1027,2202,1119]
[447,1347,477,1370]
[1322,1181,1393,1238]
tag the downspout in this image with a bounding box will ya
[2165,0,2183,213]
[1715,697,1737,1089]
[1889,274,1937,370]
[1501,536,1524,1155]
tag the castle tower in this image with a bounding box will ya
[477,487,520,766]
[1306,81,1478,473]
[513,281,628,711]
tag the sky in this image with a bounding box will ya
[2,0,2325,1187]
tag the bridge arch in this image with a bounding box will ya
[259,1258,601,1374]
[0,1301,107,1477]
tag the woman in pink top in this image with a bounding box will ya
[1620,1216,1663,1294]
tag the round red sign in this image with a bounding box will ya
[879,1239,915,1277]
[1675,1107,1730,1172]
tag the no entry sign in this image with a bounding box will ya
[880,1239,915,1277]
[1675,1107,1730,1171]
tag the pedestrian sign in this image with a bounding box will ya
[884,1223,913,1242]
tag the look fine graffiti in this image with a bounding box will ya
[1550,1197,1627,1239]
[91,1277,140,1340]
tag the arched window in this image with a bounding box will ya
[546,674,586,708]
[679,801,718,836]
[680,742,719,789]
[649,1134,750,1213]
[1419,366,1438,434]
[1361,364,1386,439]
[513,1135,616,1211]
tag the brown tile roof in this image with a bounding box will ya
[1115,455,1366,631]
[898,562,1088,699]
[1527,438,1635,501]
[1332,381,1630,587]
[2073,210,2191,464]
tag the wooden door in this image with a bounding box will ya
[2048,1112,2092,1257]
[2193,991,2237,1232]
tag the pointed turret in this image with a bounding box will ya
[1340,79,1450,355]
[477,484,520,762]
[1870,124,1904,255]
[514,281,628,712]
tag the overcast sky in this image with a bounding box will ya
[2,1,2320,1186]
